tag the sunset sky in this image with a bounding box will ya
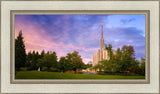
[15,15,145,63]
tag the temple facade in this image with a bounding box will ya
[92,22,109,66]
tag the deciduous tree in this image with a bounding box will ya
[37,51,58,71]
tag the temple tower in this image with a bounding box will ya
[93,22,109,67]
[99,22,104,61]
[100,22,104,50]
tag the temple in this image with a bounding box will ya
[92,22,109,66]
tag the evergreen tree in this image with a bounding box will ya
[26,51,43,70]
[31,51,40,70]
[40,50,45,58]
[26,51,32,70]
[15,30,26,71]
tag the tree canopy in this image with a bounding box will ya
[94,44,145,75]
[15,30,26,71]
[37,51,58,71]
[15,31,145,76]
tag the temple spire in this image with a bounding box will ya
[101,22,103,38]
[100,22,104,49]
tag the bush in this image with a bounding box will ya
[42,67,48,71]
[20,67,27,71]
[26,67,33,71]
[50,67,59,72]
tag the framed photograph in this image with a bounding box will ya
[0,0,159,94]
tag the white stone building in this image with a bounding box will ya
[92,22,109,66]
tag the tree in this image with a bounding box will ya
[26,51,42,70]
[93,61,104,71]
[105,44,113,60]
[121,45,135,72]
[65,51,84,73]
[139,57,145,75]
[58,57,72,73]
[83,61,93,69]
[15,30,26,71]
[71,51,84,73]
[128,60,140,74]
[65,53,73,71]
[100,59,119,73]
[108,44,113,60]
[26,51,32,70]
[58,57,67,72]
[114,48,122,72]
[40,50,45,58]
[100,44,139,73]
[31,51,40,70]
[104,44,119,72]
[37,51,58,71]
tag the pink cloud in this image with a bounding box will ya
[15,21,97,64]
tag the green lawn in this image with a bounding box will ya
[15,71,145,79]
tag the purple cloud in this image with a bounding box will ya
[15,15,145,63]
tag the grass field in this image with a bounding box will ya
[15,71,145,79]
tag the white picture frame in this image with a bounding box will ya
[0,0,159,93]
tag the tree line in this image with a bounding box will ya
[15,31,91,73]
[93,44,145,75]
[15,30,145,75]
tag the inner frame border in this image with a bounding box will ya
[10,10,150,84]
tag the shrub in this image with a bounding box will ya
[50,67,59,72]
[42,67,48,71]
[20,67,27,71]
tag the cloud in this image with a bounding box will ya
[15,15,145,63]
[103,27,145,59]
[120,18,135,24]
